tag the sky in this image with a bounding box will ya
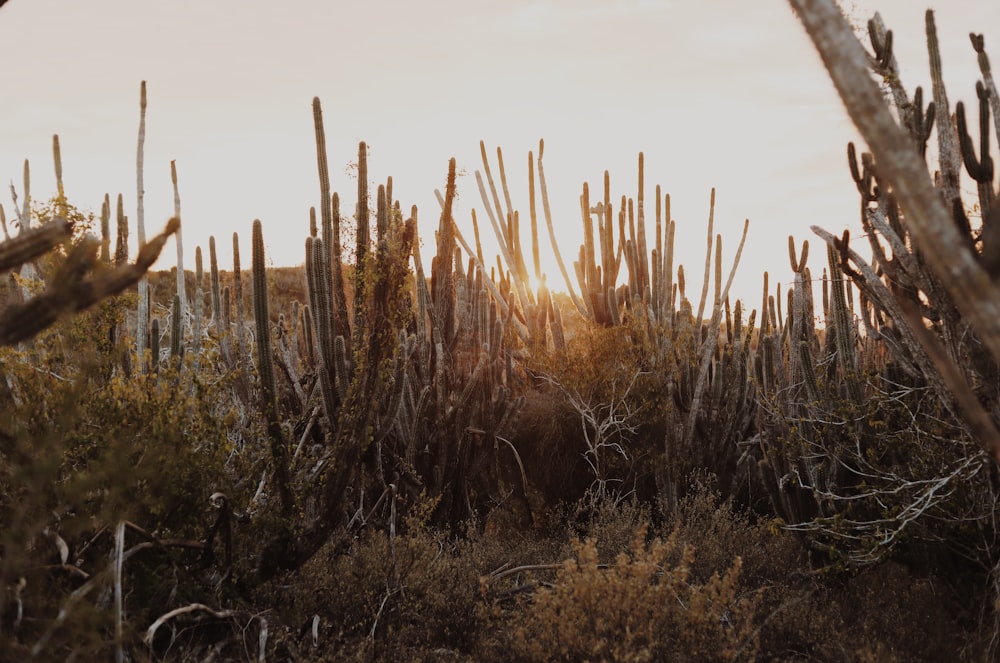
[0,0,996,309]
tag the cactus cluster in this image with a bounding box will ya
[737,4,1000,563]
[472,141,755,506]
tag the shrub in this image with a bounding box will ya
[0,323,237,657]
[510,523,758,662]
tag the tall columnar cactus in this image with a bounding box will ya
[970,32,1000,147]
[312,98,350,346]
[252,219,294,516]
[9,159,36,301]
[170,290,183,363]
[476,143,534,318]
[14,158,31,233]
[434,163,458,352]
[150,317,160,372]
[100,194,111,265]
[305,235,340,425]
[51,135,66,219]
[193,246,204,360]
[209,236,222,336]
[170,160,187,318]
[958,85,996,236]
[114,195,128,267]
[825,241,863,405]
[353,141,371,350]
[135,81,149,373]
[232,232,245,361]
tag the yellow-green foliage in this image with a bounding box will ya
[511,524,757,662]
[30,195,97,249]
[2,336,232,525]
[0,317,236,655]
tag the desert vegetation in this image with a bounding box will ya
[2,1,1000,660]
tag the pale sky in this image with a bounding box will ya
[0,0,996,308]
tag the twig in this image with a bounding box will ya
[113,521,125,663]
[368,588,402,639]
[144,603,237,647]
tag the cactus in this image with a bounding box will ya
[970,32,1000,144]
[232,232,246,362]
[252,219,294,516]
[193,246,204,360]
[826,241,862,403]
[135,81,149,373]
[312,98,350,345]
[219,284,235,369]
[740,3,1000,567]
[908,87,936,157]
[925,11,965,218]
[791,2,1000,389]
[306,235,340,426]
[956,83,996,223]
[170,295,182,361]
[209,236,222,336]
[300,302,314,368]
[51,135,66,219]
[99,194,111,265]
[170,160,187,317]
[333,334,349,399]
[150,317,160,372]
[275,312,307,410]
[354,141,370,349]
[114,195,128,267]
